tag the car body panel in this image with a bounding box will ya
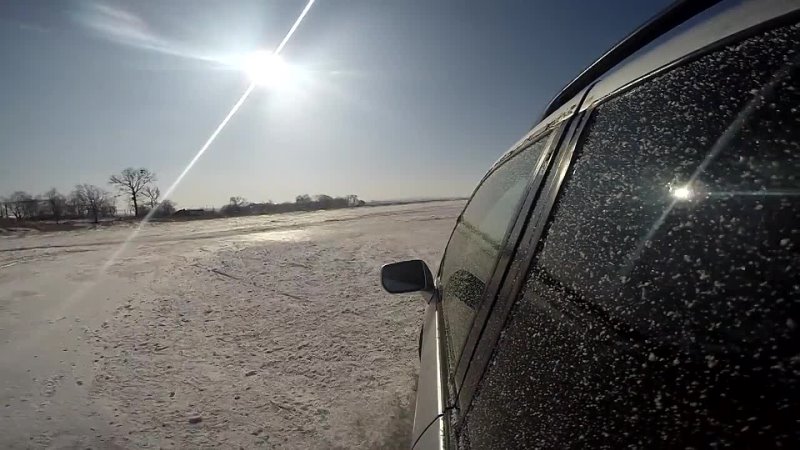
[413,416,444,450]
[411,299,445,449]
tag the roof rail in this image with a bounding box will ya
[540,0,722,120]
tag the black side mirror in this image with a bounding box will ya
[381,259,434,294]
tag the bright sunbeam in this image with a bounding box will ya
[275,0,316,54]
[100,81,256,273]
[64,0,318,312]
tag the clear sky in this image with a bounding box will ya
[0,0,671,208]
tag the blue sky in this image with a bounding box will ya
[0,0,671,208]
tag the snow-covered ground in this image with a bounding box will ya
[0,200,463,449]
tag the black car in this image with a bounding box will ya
[382,0,800,448]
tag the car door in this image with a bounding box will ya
[456,11,800,448]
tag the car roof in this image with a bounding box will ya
[582,0,800,111]
[487,0,799,174]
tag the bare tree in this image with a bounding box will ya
[230,196,247,208]
[314,194,334,209]
[44,188,66,223]
[108,168,156,217]
[346,194,360,207]
[24,196,41,219]
[100,202,117,217]
[221,196,248,215]
[66,191,84,218]
[142,185,161,209]
[154,199,177,217]
[9,191,32,220]
[74,184,112,224]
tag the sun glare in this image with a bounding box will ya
[671,184,693,200]
[243,51,292,88]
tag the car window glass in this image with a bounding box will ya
[464,22,800,448]
[439,134,551,377]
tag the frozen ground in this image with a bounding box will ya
[0,200,463,449]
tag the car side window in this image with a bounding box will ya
[463,22,800,448]
[439,134,551,377]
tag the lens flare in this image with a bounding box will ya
[671,185,693,200]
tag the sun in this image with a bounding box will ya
[242,51,292,88]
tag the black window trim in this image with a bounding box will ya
[435,121,560,283]
[451,124,566,391]
[452,8,800,435]
[435,120,568,401]
[453,109,593,418]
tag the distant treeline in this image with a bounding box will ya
[1,167,367,224]
[181,194,366,218]
[1,168,173,223]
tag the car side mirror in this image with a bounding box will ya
[381,259,434,294]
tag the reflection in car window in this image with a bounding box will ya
[465,22,800,448]
[439,133,550,377]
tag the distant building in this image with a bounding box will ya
[173,208,208,217]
